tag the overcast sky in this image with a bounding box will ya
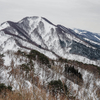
[0,0,100,33]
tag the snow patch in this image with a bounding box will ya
[0,22,10,30]
[84,38,100,45]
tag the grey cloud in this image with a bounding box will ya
[0,0,100,33]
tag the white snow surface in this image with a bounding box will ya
[0,31,11,45]
[0,22,10,30]
[94,35,100,41]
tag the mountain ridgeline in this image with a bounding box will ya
[0,16,100,65]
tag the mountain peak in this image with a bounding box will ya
[0,16,100,66]
[18,16,56,27]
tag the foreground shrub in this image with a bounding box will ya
[48,80,68,96]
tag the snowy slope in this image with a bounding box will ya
[0,22,10,30]
[1,16,100,100]
[0,16,100,66]
[73,28,100,48]
[1,52,100,100]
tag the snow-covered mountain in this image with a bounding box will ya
[0,16,100,65]
[1,16,100,100]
